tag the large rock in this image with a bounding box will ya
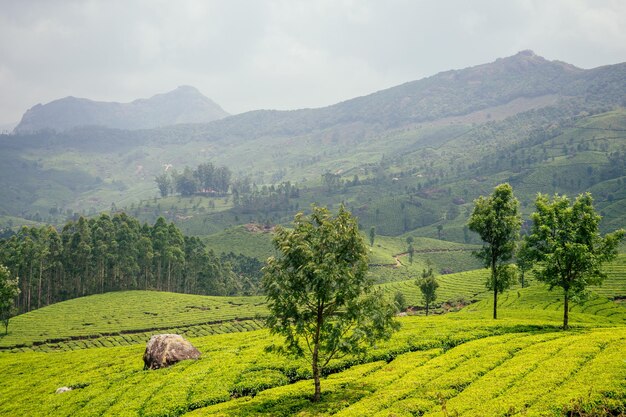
[143,334,201,370]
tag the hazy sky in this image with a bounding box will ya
[1,0,625,125]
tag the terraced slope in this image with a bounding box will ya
[380,269,491,308]
[1,311,624,417]
[187,328,626,417]
[0,291,266,351]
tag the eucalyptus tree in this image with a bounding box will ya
[468,183,521,319]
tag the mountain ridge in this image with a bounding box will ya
[13,85,229,133]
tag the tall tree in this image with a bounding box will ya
[418,267,438,316]
[468,183,521,319]
[0,264,20,334]
[525,193,624,329]
[369,226,376,247]
[263,205,398,402]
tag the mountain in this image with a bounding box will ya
[1,51,625,240]
[13,85,229,133]
[170,50,624,141]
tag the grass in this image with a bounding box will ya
[202,225,276,261]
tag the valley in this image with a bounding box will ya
[1,50,625,416]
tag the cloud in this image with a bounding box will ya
[0,0,625,124]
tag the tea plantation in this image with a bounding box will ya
[0,258,625,416]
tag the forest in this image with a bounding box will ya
[0,213,262,313]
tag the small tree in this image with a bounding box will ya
[406,236,415,263]
[263,205,398,402]
[154,173,171,198]
[418,271,438,316]
[516,240,533,288]
[0,264,20,335]
[468,183,521,319]
[369,226,376,247]
[525,193,624,329]
[394,291,407,312]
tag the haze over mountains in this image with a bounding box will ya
[13,85,229,133]
[1,50,625,239]
[11,50,626,138]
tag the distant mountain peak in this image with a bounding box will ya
[173,85,201,93]
[14,87,229,133]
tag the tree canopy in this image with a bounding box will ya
[418,266,438,316]
[262,205,398,402]
[0,213,262,313]
[525,193,624,329]
[0,264,20,334]
[468,183,521,319]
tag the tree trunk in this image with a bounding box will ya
[312,347,321,402]
[312,304,323,402]
[167,260,172,292]
[492,262,498,320]
[563,289,569,330]
[425,301,429,316]
[38,260,43,309]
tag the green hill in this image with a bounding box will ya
[1,284,625,416]
[1,52,624,244]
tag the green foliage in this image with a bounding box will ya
[0,213,256,314]
[525,192,625,328]
[393,291,407,312]
[263,205,399,401]
[203,225,275,261]
[0,264,20,334]
[418,273,439,316]
[468,183,521,319]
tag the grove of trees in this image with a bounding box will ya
[0,213,261,314]
[155,162,232,197]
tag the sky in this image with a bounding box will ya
[1,0,625,126]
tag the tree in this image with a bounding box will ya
[524,193,624,329]
[467,183,521,319]
[418,269,438,316]
[436,224,443,239]
[516,240,533,288]
[406,236,415,264]
[393,291,407,312]
[155,173,171,198]
[0,264,20,334]
[369,226,376,247]
[262,205,398,402]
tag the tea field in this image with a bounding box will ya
[1,257,625,416]
[1,301,624,417]
[0,291,266,351]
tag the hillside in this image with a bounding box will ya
[13,86,229,133]
[0,51,624,245]
[1,279,625,416]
